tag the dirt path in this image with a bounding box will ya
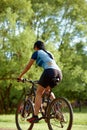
[0,128,16,130]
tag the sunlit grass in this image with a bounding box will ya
[73,107,87,125]
[74,113,87,125]
[0,107,87,130]
[0,114,16,129]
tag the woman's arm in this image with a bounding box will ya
[18,59,35,79]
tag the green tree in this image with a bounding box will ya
[0,0,87,113]
[0,0,35,113]
[31,0,87,101]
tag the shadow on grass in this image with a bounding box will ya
[73,106,87,113]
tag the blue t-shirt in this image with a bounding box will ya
[31,50,60,70]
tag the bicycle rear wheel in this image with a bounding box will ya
[47,97,73,130]
[15,98,34,130]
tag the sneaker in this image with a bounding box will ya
[27,116,39,123]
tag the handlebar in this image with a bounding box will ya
[17,78,38,85]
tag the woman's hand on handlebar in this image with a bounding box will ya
[17,78,23,82]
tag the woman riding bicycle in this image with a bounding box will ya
[18,40,62,123]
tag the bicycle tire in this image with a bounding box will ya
[47,97,73,130]
[15,98,34,130]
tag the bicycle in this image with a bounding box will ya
[15,79,73,130]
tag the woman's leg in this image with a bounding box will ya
[45,86,55,100]
[27,85,45,123]
[27,85,55,123]
[34,85,55,116]
[34,84,45,116]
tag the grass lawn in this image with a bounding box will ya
[0,107,87,130]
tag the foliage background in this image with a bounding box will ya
[0,0,87,113]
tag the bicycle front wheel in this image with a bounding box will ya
[15,99,34,130]
[47,97,73,130]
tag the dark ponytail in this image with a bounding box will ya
[33,40,46,50]
[34,40,53,59]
